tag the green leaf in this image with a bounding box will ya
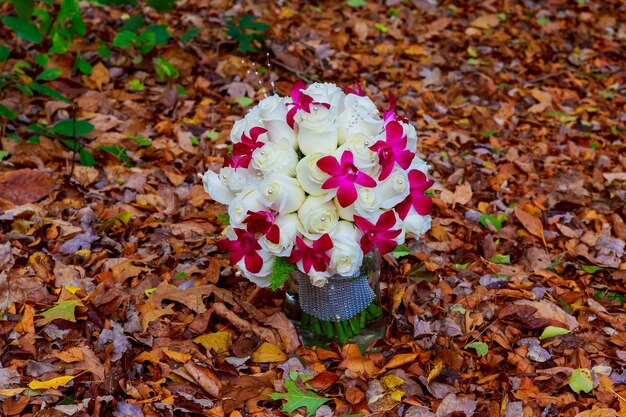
[75,56,92,75]
[581,264,605,274]
[119,13,144,32]
[392,245,410,258]
[479,213,503,230]
[38,300,83,325]
[235,96,254,107]
[569,368,593,394]
[454,262,470,270]
[536,16,551,25]
[126,79,145,91]
[100,145,130,164]
[451,306,466,314]
[147,0,176,12]
[539,326,570,340]
[181,27,200,42]
[0,103,17,121]
[204,130,219,141]
[269,257,295,291]
[51,119,94,137]
[130,135,151,147]
[153,57,178,80]
[0,45,10,62]
[374,23,388,32]
[0,150,10,161]
[347,0,367,7]
[13,0,34,20]
[113,31,137,48]
[467,58,480,66]
[79,148,96,166]
[35,67,62,82]
[50,31,71,54]
[467,46,478,57]
[28,82,72,104]
[34,53,49,68]
[464,341,488,357]
[144,24,170,45]
[1,16,42,43]
[269,380,330,417]
[491,254,510,265]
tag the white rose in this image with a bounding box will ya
[329,222,364,277]
[202,169,235,204]
[260,213,300,257]
[258,95,297,149]
[336,134,380,177]
[303,82,345,110]
[377,167,410,209]
[400,121,418,153]
[403,213,432,236]
[295,153,331,196]
[230,106,263,144]
[237,249,275,287]
[219,167,257,193]
[336,94,383,145]
[308,270,330,287]
[251,142,299,176]
[297,195,340,239]
[336,188,382,222]
[259,174,305,214]
[297,106,338,156]
[228,186,266,227]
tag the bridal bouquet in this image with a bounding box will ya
[203,81,433,343]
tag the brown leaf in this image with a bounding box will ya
[470,14,500,29]
[346,386,365,404]
[307,371,340,389]
[439,182,472,208]
[574,409,617,417]
[0,169,55,205]
[515,205,546,245]
[527,89,552,113]
[83,62,109,90]
[263,312,301,353]
[381,353,419,373]
[181,362,222,397]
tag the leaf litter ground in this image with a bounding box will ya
[0,1,625,416]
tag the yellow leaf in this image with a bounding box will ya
[250,342,287,363]
[404,44,425,56]
[427,359,443,384]
[278,6,294,19]
[193,332,232,354]
[28,375,75,390]
[0,388,26,396]
[162,347,192,363]
[381,375,405,401]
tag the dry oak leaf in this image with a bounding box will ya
[515,205,546,246]
[149,282,218,313]
[83,62,109,90]
[439,181,472,208]
[527,89,552,113]
[264,312,301,353]
[514,300,579,331]
[53,347,84,363]
[0,169,55,205]
[470,14,500,29]
[180,362,221,398]
[380,353,419,374]
[574,409,617,417]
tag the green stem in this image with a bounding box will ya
[310,316,322,335]
[321,320,334,338]
[301,312,310,329]
[366,303,383,319]
[359,310,367,328]
[341,320,353,339]
[334,321,347,344]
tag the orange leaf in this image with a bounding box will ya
[54,347,84,363]
[515,205,546,246]
[162,347,192,363]
[307,371,340,389]
[381,353,419,372]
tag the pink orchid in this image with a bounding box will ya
[243,210,280,244]
[317,150,377,208]
[369,120,415,181]
[383,94,397,124]
[395,170,434,220]
[285,81,330,129]
[344,81,364,96]
[217,228,263,273]
[287,234,333,273]
[353,211,402,255]
[231,127,267,168]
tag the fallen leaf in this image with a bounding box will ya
[194,331,233,354]
[37,300,83,325]
[527,89,552,113]
[574,409,617,417]
[470,14,500,29]
[28,375,75,390]
[439,182,472,207]
[0,169,55,205]
[162,347,192,363]
[83,62,109,90]
[569,368,594,394]
[250,342,287,363]
[515,205,546,245]
[381,353,418,372]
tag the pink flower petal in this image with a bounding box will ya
[355,172,376,187]
[317,155,341,175]
[336,184,358,207]
[244,251,263,273]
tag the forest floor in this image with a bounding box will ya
[1,0,626,416]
